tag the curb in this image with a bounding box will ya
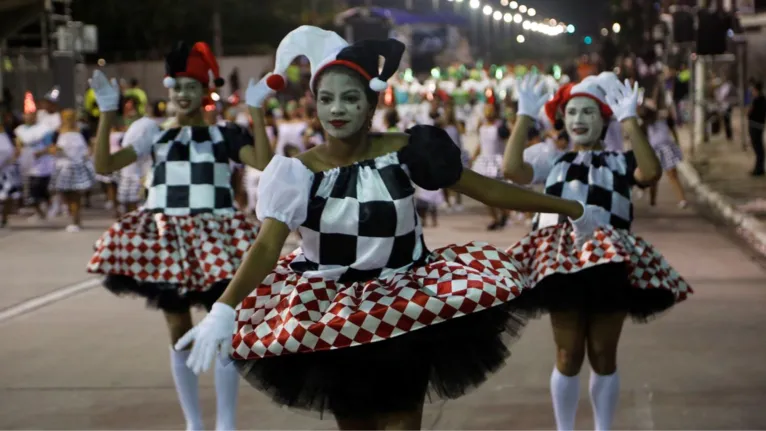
[676,160,766,255]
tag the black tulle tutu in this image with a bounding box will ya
[513,263,677,322]
[507,224,692,322]
[102,275,227,312]
[233,303,524,419]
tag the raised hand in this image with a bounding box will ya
[88,70,120,112]
[515,73,551,119]
[245,74,277,109]
[604,78,640,122]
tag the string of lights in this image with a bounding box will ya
[446,0,576,37]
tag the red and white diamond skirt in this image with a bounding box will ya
[87,210,256,312]
[507,223,692,321]
[230,241,529,418]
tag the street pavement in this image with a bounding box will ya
[2,179,766,430]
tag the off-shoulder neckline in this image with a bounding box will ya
[279,150,402,176]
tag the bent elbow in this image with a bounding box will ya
[502,167,531,185]
[95,165,113,176]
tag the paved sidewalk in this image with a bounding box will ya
[675,115,766,255]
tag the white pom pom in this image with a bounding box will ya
[163,76,176,89]
[369,77,388,92]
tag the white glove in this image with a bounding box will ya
[515,74,550,119]
[568,202,610,249]
[174,302,237,375]
[88,70,121,112]
[604,78,640,122]
[245,74,276,108]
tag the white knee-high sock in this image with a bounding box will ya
[170,348,204,431]
[215,356,240,430]
[551,367,580,431]
[589,370,620,431]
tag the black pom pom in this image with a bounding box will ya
[214,77,225,87]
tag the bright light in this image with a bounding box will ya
[493,10,502,20]
[211,92,220,101]
[510,1,518,8]
[528,8,536,16]
[601,28,608,36]
[517,35,525,43]
[504,12,512,22]
[483,5,492,14]
[584,35,592,44]
[612,22,621,33]
[519,5,527,13]
[567,24,575,33]
[550,19,557,25]
[514,13,522,23]
[522,20,531,29]
[469,0,480,8]
[500,0,509,5]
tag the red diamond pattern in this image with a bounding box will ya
[86,210,256,293]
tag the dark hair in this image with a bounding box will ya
[314,65,379,106]
[384,108,399,128]
[753,81,763,92]
[130,78,139,87]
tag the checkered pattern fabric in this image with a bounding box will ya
[87,210,256,292]
[117,174,143,204]
[472,154,504,179]
[533,151,637,231]
[145,126,235,216]
[232,241,529,359]
[507,223,692,300]
[0,164,21,201]
[652,141,683,171]
[52,159,96,192]
[289,152,426,283]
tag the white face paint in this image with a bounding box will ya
[169,77,204,116]
[564,96,605,146]
[316,70,371,139]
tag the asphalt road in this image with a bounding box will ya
[1,180,765,430]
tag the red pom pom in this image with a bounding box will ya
[266,74,286,91]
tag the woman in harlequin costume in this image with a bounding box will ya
[503,73,693,431]
[175,26,606,430]
[85,41,274,431]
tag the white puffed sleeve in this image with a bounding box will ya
[256,155,313,230]
[123,117,161,157]
[524,140,564,185]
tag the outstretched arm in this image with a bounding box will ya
[450,169,583,219]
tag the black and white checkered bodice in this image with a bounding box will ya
[257,125,463,283]
[534,151,639,230]
[290,152,428,282]
[145,125,248,216]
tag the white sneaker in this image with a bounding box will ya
[65,224,81,233]
[104,201,114,210]
[678,200,688,209]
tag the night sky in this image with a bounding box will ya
[344,0,610,35]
